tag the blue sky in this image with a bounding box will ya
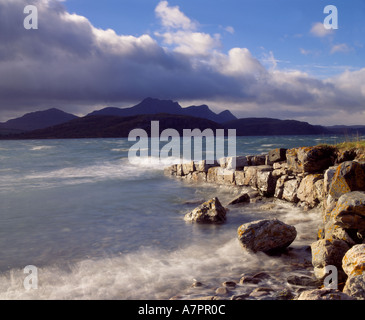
[0,0,364,125]
[64,0,365,78]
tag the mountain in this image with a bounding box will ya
[223,118,330,136]
[0,108,78,132]
[2,114,224,139]
[325,125,365,135]
[88,98,237,124]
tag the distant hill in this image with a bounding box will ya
[88,97,237,124]
[0,108,78,132]
[2,114,224,139]
[325,125,365,135]
[223,118,330,136]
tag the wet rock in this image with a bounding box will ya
[222,281,236,288]
[239,272,270,285]
[215,287,229,295]
[184,197,226,224]
[286,145,337,174]
[237,219,297,254]
[234,170,245,186]
[297,288,355,300]
[249,287,274,298]
[191,171,207,183]
[228,193,250,206]
[182,161,195,176]
[287,275,321,287]
[273,288,295,300]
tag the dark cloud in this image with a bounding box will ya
[0,0,364,125]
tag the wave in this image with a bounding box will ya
[30,146,54,151]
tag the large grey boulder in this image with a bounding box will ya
[342,244,365,299]
[237,219,297,254]
[184,197,226,224]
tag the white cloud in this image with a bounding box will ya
[224,26,235,34]
[310,22,334,37]
[155,1,196,30]
[330,43,352,54]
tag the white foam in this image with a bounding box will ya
[30,146,54,151]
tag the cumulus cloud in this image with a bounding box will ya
[310,22,334,37]
[0,0,364,125]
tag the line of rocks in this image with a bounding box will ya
[164,145,365,299]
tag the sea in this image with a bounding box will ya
[0,135,356,300]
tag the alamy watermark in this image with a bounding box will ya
[23,265,38,290]
[23,5,38,30]
[128,121,237,168]
[323,5,338,30]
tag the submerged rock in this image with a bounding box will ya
[184,197,226,224]
[237,219,297,254]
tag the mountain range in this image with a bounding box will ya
[0,98,364,139]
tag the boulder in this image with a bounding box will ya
[342,244,365,299]
[237,219,297,253]
[297,174,324,208]
[191,171,207,183]
[184,197,226,224]
[256,167,277,197]
[342,244,365,277]
[323,166,338,195]
[182,161,195,176]
[311,239,350,280]
[269,148,287,163]
[331,191,365,231]
[234,170,246,186]
[286,145,337,174]
[282,177,302,203]
[297,288,354,300]
[342,274,365,299]
[328,161,365,201]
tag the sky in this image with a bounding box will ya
[0,0,365,125]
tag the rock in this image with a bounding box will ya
[342,244,365,277]
[195,160,218,173]
[269,148,287,163]
[286,145,337,174]
[247,155,266,166]
[219,156,248,170]
[207,167,220,183]
[342,273,365,299]
[311,239,350,279]
[249,287,274,298]
[191,171,207,183]
[297,288,354,300]
[256,167,277,197]
[282,177,302,203]
[328,161,365,201]
[243,166,258,188]
[228,193,250,206]
[286,275,321,287]
[184,197,226,224]
[164,164,177,176]
[331,191,365,231]
[182,161,195,175]
[336,148,358,165]
[222,281,236,288]
[234,170,245,186]
[323,166,338,195]
[297,174,324,207]
[237,219,297,254]
[215,287,229,295]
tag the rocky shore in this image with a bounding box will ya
[164,144,365,300]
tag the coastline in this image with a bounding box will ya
[164,144,365,300]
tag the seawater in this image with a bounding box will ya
[0,135,351,299]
